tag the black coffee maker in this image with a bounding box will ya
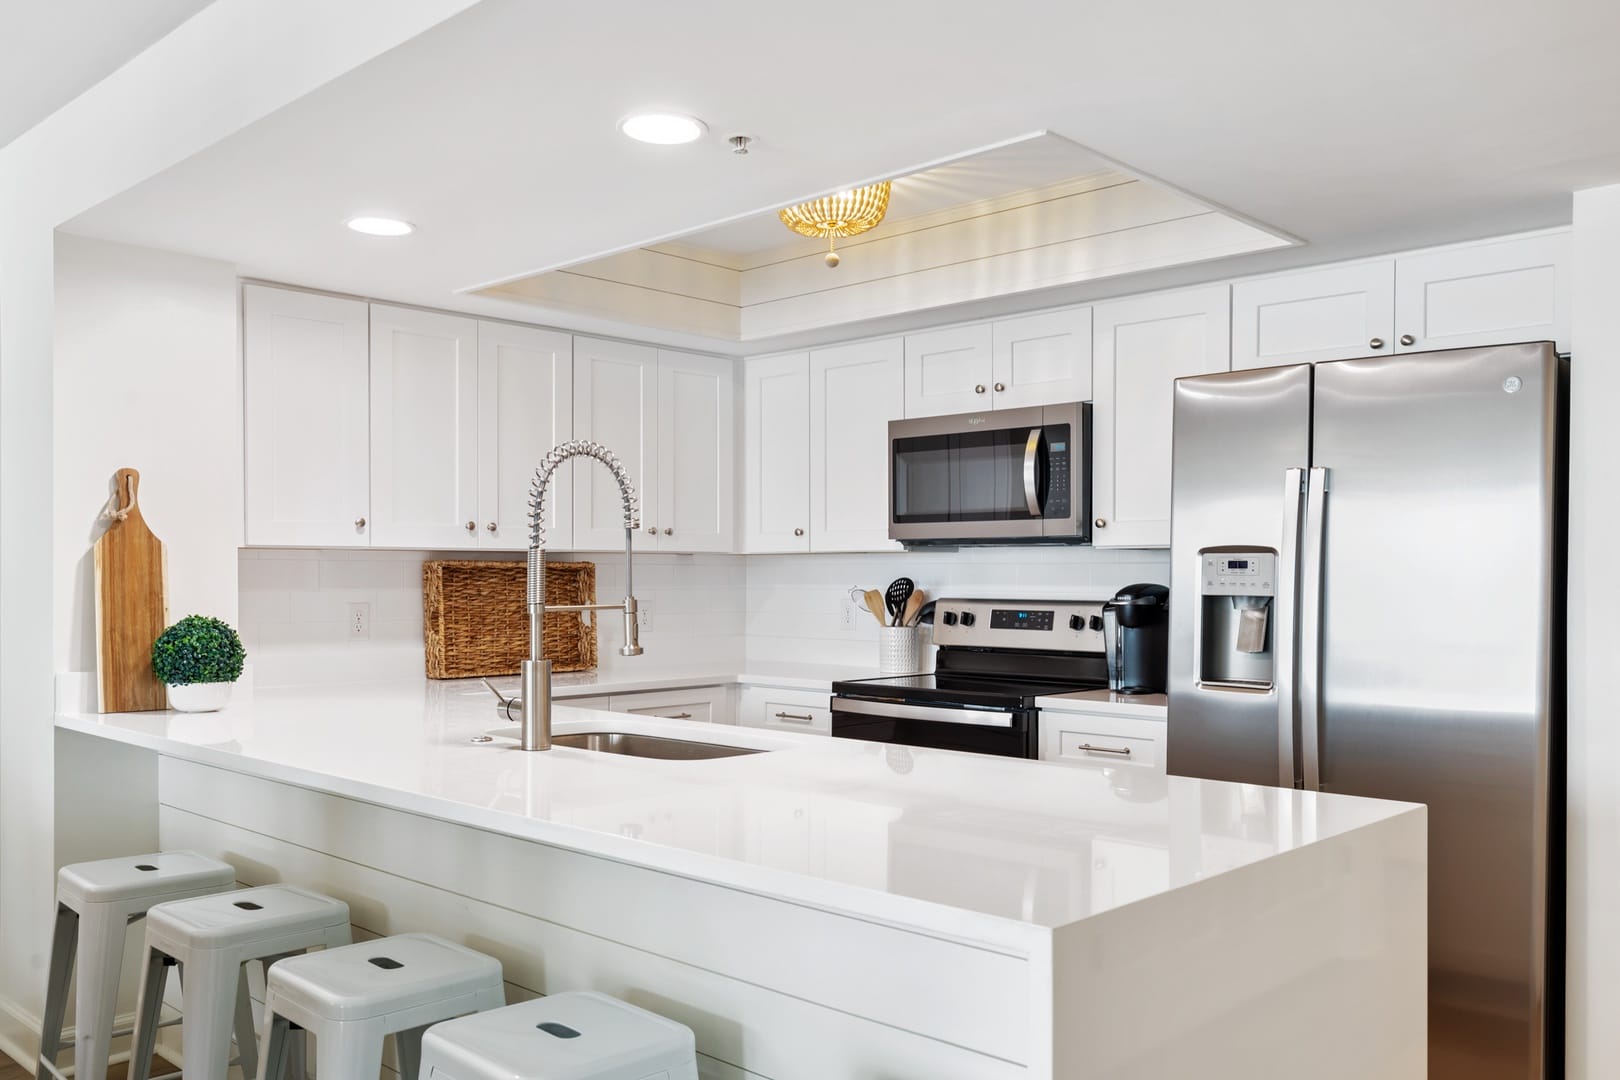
[1101,583,1170,694]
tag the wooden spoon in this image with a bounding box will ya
[863,589,889,627]
[901,589,927,627]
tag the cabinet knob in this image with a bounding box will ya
[1094,517,1107,529]
[355,517,367,529]
[465,521,476,532]
[664,527,673,536]
[647,527,657,535]
[486,522,497,532]
[1369,337,1385,349]
[994,382,1006,392]
[1399,334,1416,347]
[975,384,987,394]
[794,527,805,537]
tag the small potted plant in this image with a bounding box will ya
[152,615,246,713]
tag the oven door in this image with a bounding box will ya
[830,697,1036,758]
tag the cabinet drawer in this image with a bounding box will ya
[739,687,832,735]
[1040,712,1164,772]
[607,686,730,724]
[1055,728,1159,769]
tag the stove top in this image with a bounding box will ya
[831,672,1100,710]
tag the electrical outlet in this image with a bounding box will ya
[840,597,856,631]
[637,602,653,631]
[348,602,370,640]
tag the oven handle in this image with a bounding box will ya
[833,696,1018,729]
[1022,427,1044,517]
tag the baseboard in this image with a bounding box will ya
[0,993,175,1074]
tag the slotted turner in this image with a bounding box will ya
[884,578,915,626]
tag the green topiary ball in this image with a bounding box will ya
[151,615,246,686]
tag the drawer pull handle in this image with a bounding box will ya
[667,712,694,720]
[775,711,815,723]
[1077,742,1132,756]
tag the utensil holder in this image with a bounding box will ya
[878,626,923,675]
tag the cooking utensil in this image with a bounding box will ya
[884,578,915,626]
[901,589,927,627]
[914,600,937,626]
[94,468,170,712]
[862,589,888,627]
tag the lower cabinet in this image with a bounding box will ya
[1038,708,1165,775]
[737,686,832,736]
[607,685,733,725]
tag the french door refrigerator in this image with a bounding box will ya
[1166,341,1565,1080]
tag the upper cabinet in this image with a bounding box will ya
[902,310,1091,417]
[809,338,904,552]
[243,286,371,547]
[369,305,480,548]
[1393,231,1570,354]
[742,354,811,553]
[572,338,735,553]
[477,321,573,550]
[1091,285,1231,548]
[1232,261,1395,370]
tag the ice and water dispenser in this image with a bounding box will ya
[1197,551,1277,688]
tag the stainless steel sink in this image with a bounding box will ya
[549,731,764,760]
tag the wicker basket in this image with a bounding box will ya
[422,560,598,679]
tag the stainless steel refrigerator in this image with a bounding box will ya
[1166,341,1565,1080]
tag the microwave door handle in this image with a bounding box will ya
[1023,428,1043,516]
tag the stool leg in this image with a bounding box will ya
[315,1025,382,1080]
[73,903,129,1080]
[35,904,78,1080]
[232,965,259,1080]
[394,1027,426,1080]
[128,950,171,1080]
[178,951,239,1079]
[255,1012,292,1080]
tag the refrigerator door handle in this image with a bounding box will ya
[1299,466,1330,791]
[1275,467,1306,788]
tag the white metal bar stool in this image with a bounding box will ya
[418,992,699,1080]
[256,933,503,1080]
[37,851,237,1080]
[128,884,353,1080]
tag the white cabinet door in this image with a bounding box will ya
[903,323,992,417]
[809,338,904,552]
[738,686,832,735]
[608,685,732,724]
[369,304,480,548]
[1092,285,1230,548]
[243,286,372,547]
[573,336,658,551]
[657,349,735,553]
[990,307,1093,408]
[477,321,572,550]
[1394,231,1571,353]
[1232,261,1395,369]
[742,353,811,553]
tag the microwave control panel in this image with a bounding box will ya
[1201,552,1277,596]
[1043,424,1071,519]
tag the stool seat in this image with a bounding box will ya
[145,883,349,949]
[269,933,503,1022]
[418,993,699,1080]
[57,850,236,908]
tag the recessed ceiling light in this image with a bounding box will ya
[619,113,706,145]
[346,216,415,237]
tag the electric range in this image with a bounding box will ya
[830,598,1109,758]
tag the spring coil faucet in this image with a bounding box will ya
[509,440,642,750]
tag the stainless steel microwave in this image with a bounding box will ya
[888,402,1091,545]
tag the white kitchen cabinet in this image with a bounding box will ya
[608,685,732,725]
[243,286,371,547]
[808,338,905,552]
[1232,260,1396,369]
[990,307,1092,408]
[572,336,659,551]
[1394,230,1571,353]
[369,304,480,548]
[738,686,832,735]
[655,349,735,553]
[903,323,992,417]
[742,353,812,553]
[477,321,573,550]
[1091,285,1231,548]
[1038,709,1165,775]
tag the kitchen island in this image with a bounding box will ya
[57,679,1425,1080]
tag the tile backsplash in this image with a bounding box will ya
[240,545,1168,687]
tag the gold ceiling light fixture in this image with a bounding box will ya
[778,181,892,267]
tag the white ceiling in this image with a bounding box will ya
[61,0,1620,353]
[0,0,216,150]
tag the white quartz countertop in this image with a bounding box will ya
[58,678,1415,950]
[544,661,867,697]
[1034,688,1169,720]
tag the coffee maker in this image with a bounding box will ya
[1101,583,1170,694]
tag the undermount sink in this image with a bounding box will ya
[486,728,765,759]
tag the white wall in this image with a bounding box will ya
[53,234,241,674]
[1566,184,1620,1080]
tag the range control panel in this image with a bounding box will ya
[933,598,1106,652]
[1200,552,1277,596]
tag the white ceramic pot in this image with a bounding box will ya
[167,681,233,713]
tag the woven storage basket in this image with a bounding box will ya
[422,560,597,679]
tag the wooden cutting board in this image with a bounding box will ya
[94,468,169,712]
